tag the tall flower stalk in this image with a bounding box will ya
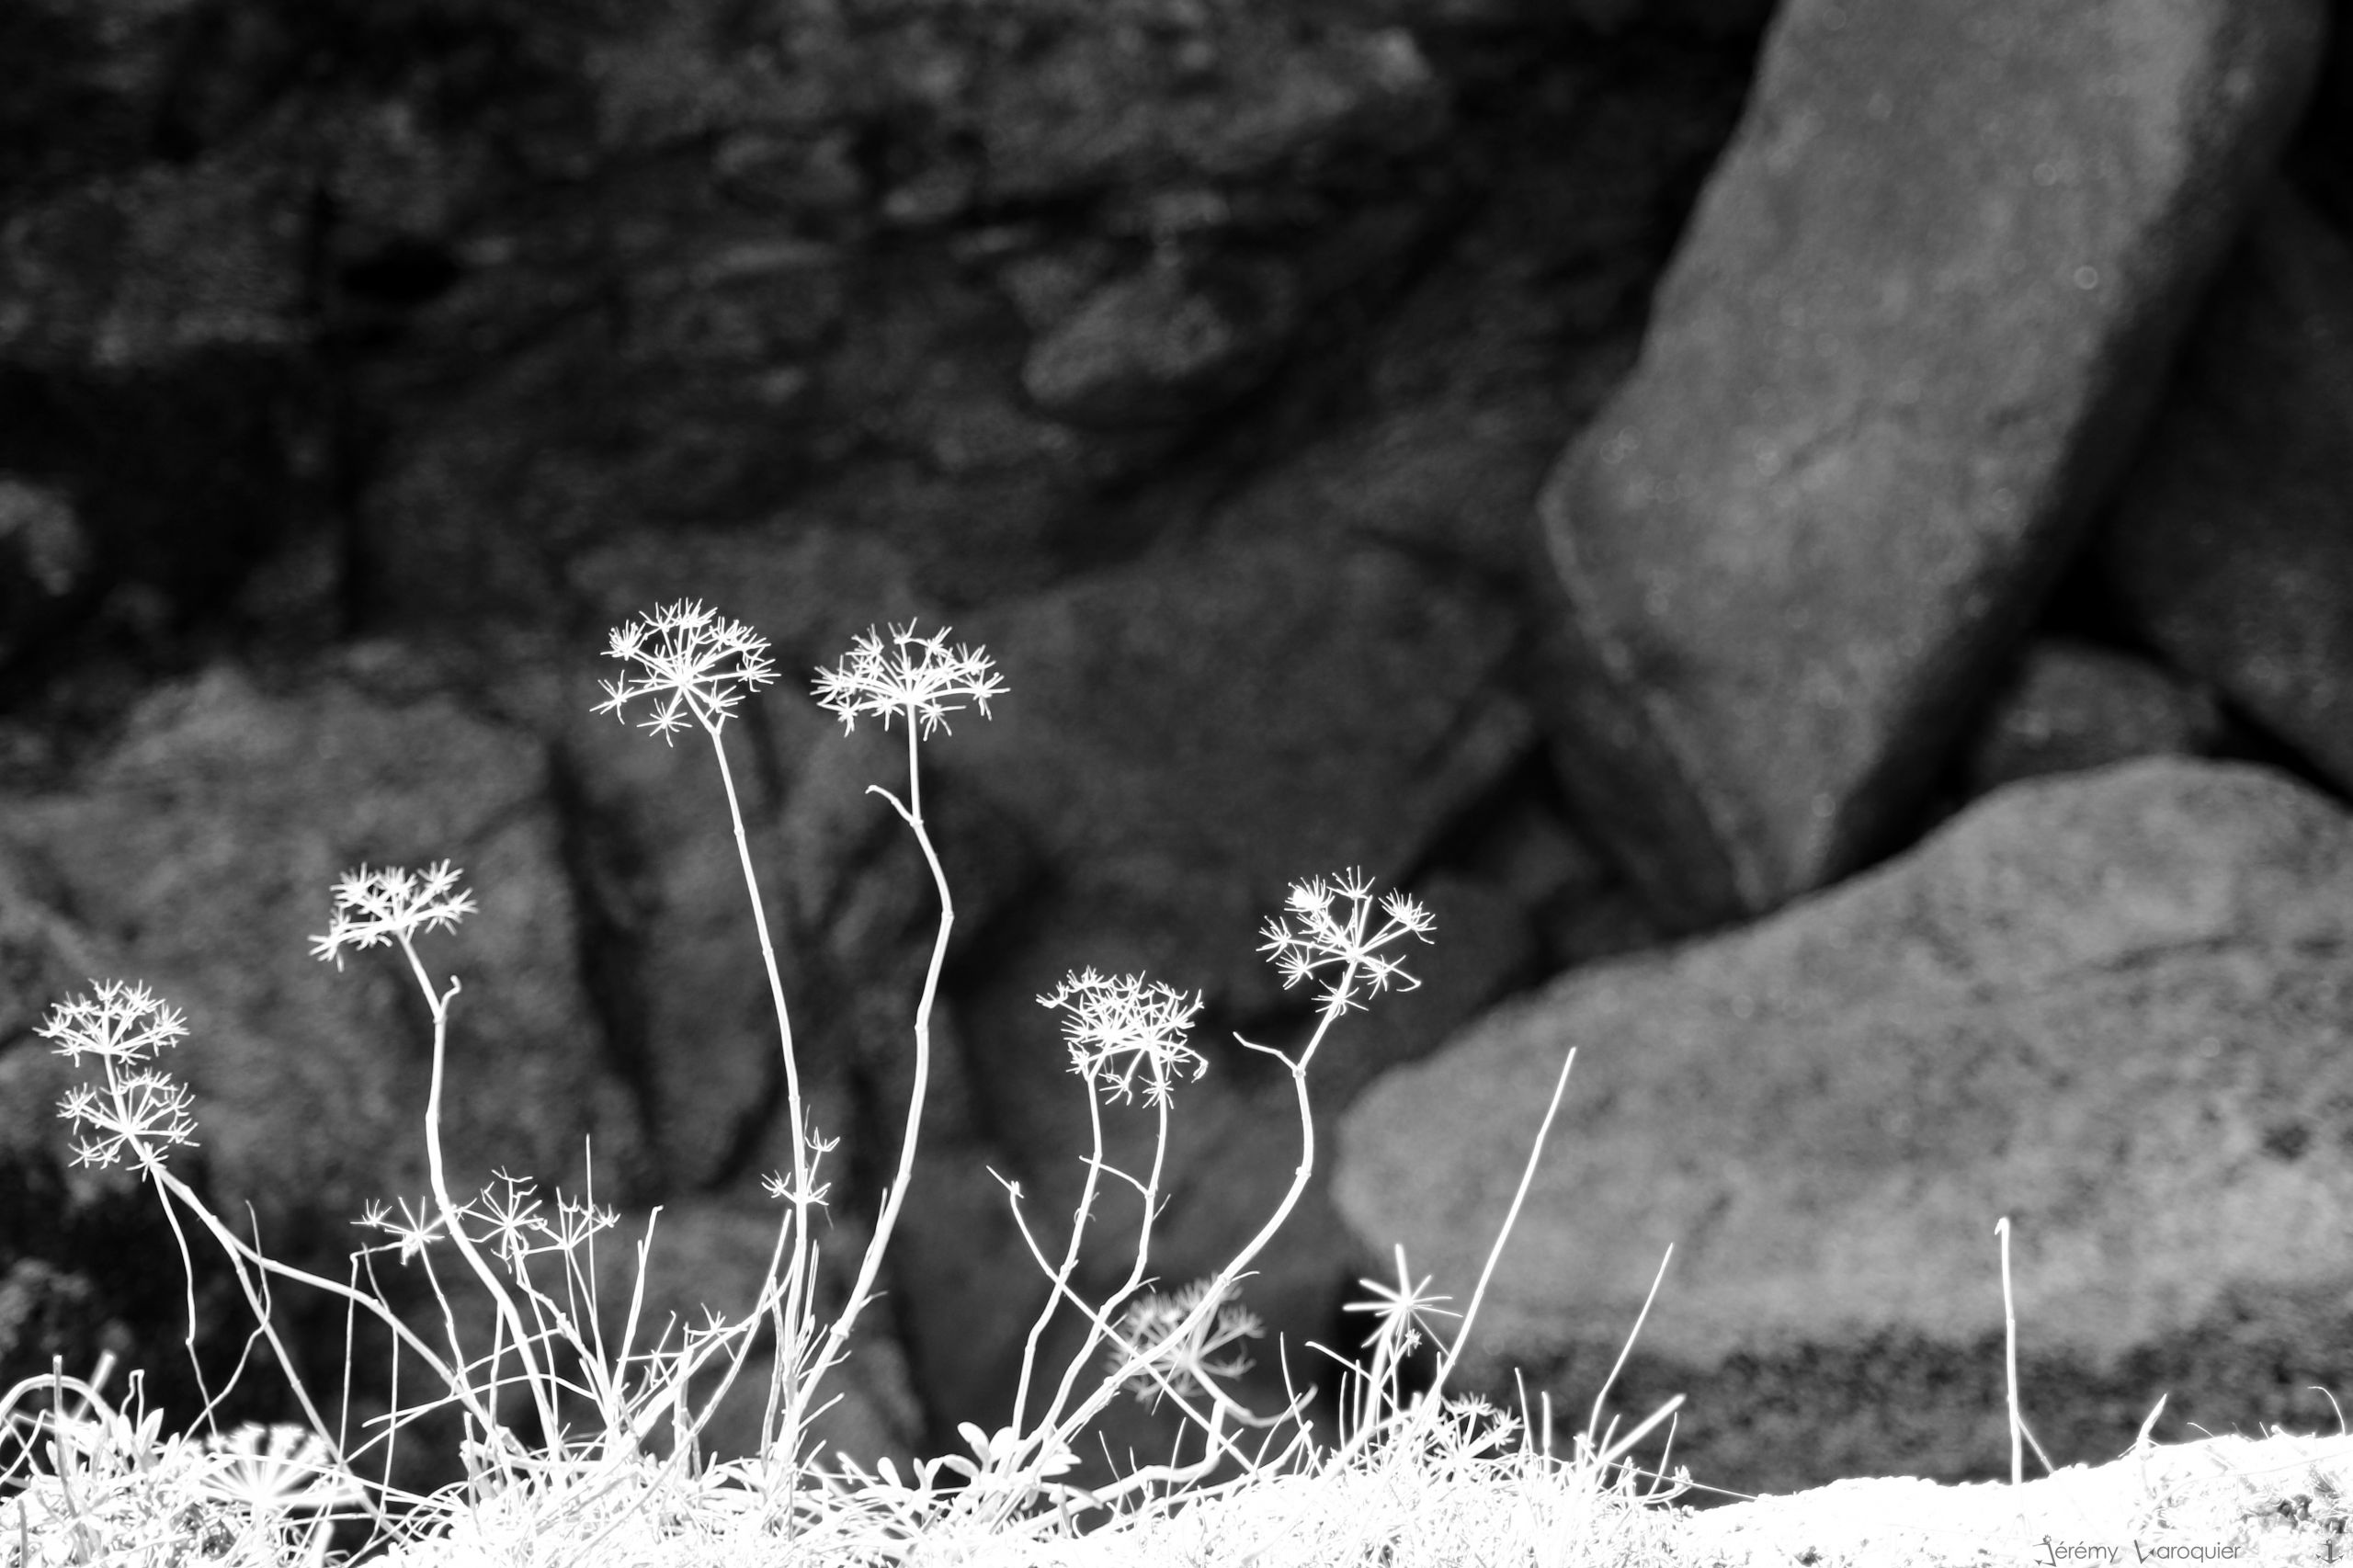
[791,622,1003,1461]
[600,608,1003,1493]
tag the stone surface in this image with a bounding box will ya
[1535,0,2326,927]
[0,157,308,371]
[949,538,1530,1019]
[1022,254,1301,429]
[1336,758,2353,1496]
[21,0,2353,1522]
[1962,637,2223,796]
[0,662,646,1228]
[2281,0,2353,232]
[0,477,89,665]
[2099,187,2353,797]
[0,675,650,1498]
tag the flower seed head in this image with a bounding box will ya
[41,981,199,1167]
[1258,868,1435,1020]
[813,622,1005,739]
[1108,1278,1264,1410]
[596,600,778,744]
[1039,968,1205,1107]
[312,861,477,970]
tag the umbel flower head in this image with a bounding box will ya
[311,862,477,970]
[1108,1278,1265,1410]
[41,979,199,1169]
[1039,968,1206,1107]
[596,599,779,744]
[1259,869,1435,1020]
[813,621,1005,738]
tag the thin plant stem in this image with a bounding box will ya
[1381,1044,1582,1467]
[1997,1215,2021,1490]
[705,722,815,1360]
[401,937,563,1466]
[789,719,945,1461]
[1019,1083,1176,1447]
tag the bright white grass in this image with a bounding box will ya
[342,1444,1686,1568]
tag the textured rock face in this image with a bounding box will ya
[3,0,2351,1522]
[1536,0,2326,927]
[1963,637,2223,796]
[0,665,635,1222]
[2099,187,2353,798]
[1335,758,2353,1496]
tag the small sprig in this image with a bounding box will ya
[310,862,476,971]
[1107,1278,1264,1410]
[1039,969,1206,1108]
[813,622,1005,738]
[595,599,779,744]
[1258,869,1434,1019]
[42,981,199,1169]
[354,1197,447,1265]
[1345,1243,1460,1360]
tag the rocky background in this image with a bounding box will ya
[2,0,2350,1511]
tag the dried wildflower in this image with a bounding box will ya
[355,1197,446,1265]
[1258,869,1434,1019]
[813,622,1004,738]
[595,599,779,744]
[42,981,199,1168]
[1039,969,1206,1107]
[197,1423,366,1516]
[1108,1278,1264,1410]
[1345,1243,1460,1360]
[310,862,476,970]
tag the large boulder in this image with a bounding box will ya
[2098,187,2353,798]
[1336,758,2353,1498]
[1534,0,2325,928]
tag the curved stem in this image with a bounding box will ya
[973,1189,1269,1535]
[705,723,813,1326]
[139,1159,476,1448]
[1049,975,1347,1453]
[404,937,563,1461]
[789,719,941,1456]
[1029,1090,1173,1444]
[1008,1085,1107,1442]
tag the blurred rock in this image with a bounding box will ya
[0,118,325,620]
[2281,0,2353,231]
[968,12,1444,200]
[0,157,308,370]
[1963,638,2223,796]
[0,0,282,198]
[1362,0,1773,36]
[949,539,1529,1021]
[0,478,91,665]
[1023,254,1300,429]
[1535,0,2325,928]
[0,661,648,1227]
[2099,187,2353,797]
[1337,758,2353,1497]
